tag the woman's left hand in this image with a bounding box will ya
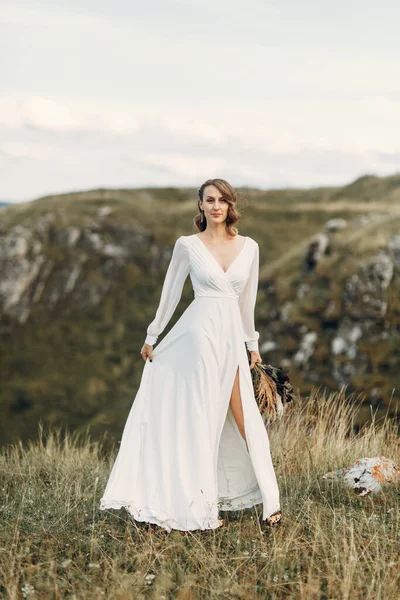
[249,351,262,370]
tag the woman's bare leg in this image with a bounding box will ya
[229,366,249,452]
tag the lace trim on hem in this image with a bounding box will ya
[99,499,223,532]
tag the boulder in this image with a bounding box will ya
[322,456,400,495]
[325,218,347,233]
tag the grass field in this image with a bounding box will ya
[1,388,399,599]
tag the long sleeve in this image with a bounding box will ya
[145,236,190,346]
[238,241,260,353]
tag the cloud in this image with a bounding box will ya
[0,3,112,30]
[141,152,227,178]
[161,118,226,145]
[0,96,140,135]
[0,141,51,160]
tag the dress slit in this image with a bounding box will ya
[215,356,262,512]
[227,364,249,450]
[213,360,241,476]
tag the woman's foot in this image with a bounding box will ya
[265,510,282,526]
[217,518,224,527]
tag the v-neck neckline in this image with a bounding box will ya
[193,234,248,274]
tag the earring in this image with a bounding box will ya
[200,210,204,223]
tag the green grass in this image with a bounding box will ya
[1,388,399,599]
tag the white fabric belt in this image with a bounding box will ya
[194,292,238,301]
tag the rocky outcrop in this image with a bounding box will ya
[0,209,154,324]
[261,216,400,410]
[343,249,394,318]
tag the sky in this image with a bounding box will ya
[1,0,400,202]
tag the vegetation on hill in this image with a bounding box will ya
[0,174,400,446]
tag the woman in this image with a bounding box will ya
[100,178,282,531]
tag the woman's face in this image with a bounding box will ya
[199,184,229,223]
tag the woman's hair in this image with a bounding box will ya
[194,178,241,236]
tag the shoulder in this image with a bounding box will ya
[175,235,188,245]
[178,234,199,248]
[173,236,190,254]
[176,235,195,246]
[245,236,259,250]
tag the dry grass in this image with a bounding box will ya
[1,389,399,599]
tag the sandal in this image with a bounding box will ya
[265,510,282,526]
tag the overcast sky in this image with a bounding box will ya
[1,0,400,202]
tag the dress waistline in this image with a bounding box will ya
[194,292,238,301]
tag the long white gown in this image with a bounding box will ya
[99,234,280,532]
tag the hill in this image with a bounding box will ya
[0,175,400,446]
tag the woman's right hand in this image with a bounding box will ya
[140,343,154,362]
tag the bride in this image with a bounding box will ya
[100,178,282,531]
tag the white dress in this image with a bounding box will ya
[99,234,280,532]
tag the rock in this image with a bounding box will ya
[98,206,112,217]
[53,227,81,247]
[325,218,347,233]
[293,331,317,366]
[280,301,293,322]
[343,249,394,318]
[352,214,371,228]
[305,233,330,270]
[64,264,81,294]
[388,234,400,263]
[297,283,310,300]
[0,226,31,258]
[331,337,347,356]
[0,252,45,318]
[0,211,156,326]
[331,322,362,357]
[81,230,103,252]
[351,212,386,230]
[322,456,400,495]
[260,340,277,353]
[102,243,128,258]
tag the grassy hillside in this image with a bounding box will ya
[0,174,400,446]
[1,389,399,599]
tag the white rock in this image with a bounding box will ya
[0,227,31,258]
[322,456,400,495]
[280,301,293,322]
[371,250,393,289]
[103,243,127,258]
[67,227,81,246]
[98,206,112,217]
[65,265,81,294]
[325,218,347,233]
[389,234,400,251]
[0,256,44,310]
[260,340,277,353]
[86,232,103,251]
[293,331,317,366]
[332,337,347,355]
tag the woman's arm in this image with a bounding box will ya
[145,236,190,346]
[238,241,260,353]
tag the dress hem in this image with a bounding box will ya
[99,495,280,532]
[99,499,223,532]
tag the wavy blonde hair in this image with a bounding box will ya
[194,178,241,236]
